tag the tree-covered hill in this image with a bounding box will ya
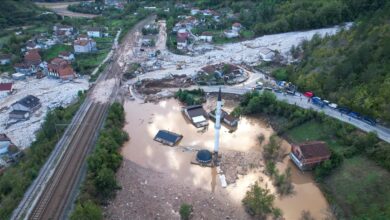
[286,2,390,124]
[0,0,43,29]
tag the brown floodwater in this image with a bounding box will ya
[121,98,330,219]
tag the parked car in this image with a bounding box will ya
[254,85,263,90]
[329,103,338,109]
[362,116,376,126]
[312,96,325,108]
[348,111,361,119]
[337,107,351,114]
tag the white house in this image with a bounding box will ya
[74,35,97,53]
[259,47,275,62]
[177,37,188,50]
[224,30,239,38]
[0,134,12,155]
[58,51,75,61]
[199,32,213,42]
[0,83,12,98]
[232,22,242,32]
[0,54,11,65]
[53,24,74,36]
[191,8,200,15]
[87,27,103,38]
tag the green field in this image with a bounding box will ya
[42,44,72,61]
[324,157,390,219]
[286,120,347,153]
[73,49,109,75]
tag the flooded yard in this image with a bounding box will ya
[106,98,331,219]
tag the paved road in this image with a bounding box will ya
[199,85,390,144]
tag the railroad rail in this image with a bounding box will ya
[10,15,156,220]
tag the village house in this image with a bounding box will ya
[87,27,104,38]
[177,29,190,39]
[199,32,213,42]
[0,134,13,155]
[183,105,209,128]
[24,49,42,67]
[58,51,75,61]
[53,24,74,36]
[0,54,11,65]
[176,36,188,50]
[11,95,41,114]
[259,47,276,62]
[46,57,76,80]
[154,130,183,146]
[191,8,200,15]
[74,35,97,53]
[290,141,331,171]
[13,63,37,76]
[209,109,239,127]
[0,83,13,98]
[25,40,41,51]
[232,22,242,32]
[224,30,239,38]
[12,72,26,80]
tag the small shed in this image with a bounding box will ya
[183,105,209,128]
[12,73,26,80]
[154,130,183,146]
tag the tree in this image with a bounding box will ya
[94,167,118,198]
[70,200,103,220]
[179,203,193,220]
[242,182,281,219]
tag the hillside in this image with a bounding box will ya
[0,0,42,29]
[286,2,390,124]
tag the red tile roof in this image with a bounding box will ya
[24,50,41,65]
[0,83,12,91]
[297,141,331,159]
[58,66,75,78]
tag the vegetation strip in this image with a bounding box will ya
[70,103,128,220]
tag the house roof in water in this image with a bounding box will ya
[0,83,12,91]
[298,141,331,159]
[154,130,183,146]
[15,95,40,108]
[185,105,207,118]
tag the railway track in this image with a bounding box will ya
[30,103,107,220]
[11,15,155,220]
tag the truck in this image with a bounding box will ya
[312,96,325,108]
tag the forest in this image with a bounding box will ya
[285,1,390,124]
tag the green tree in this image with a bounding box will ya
[70,200,103,220]
[242,182,281,219]
[179,203,193,220]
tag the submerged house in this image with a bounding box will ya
[154,130,183,146]
[209,109,239,127]
[290,141,331,171]
[183,105,209,128]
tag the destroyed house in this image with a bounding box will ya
[290,141,331,171]
[0,134,12,155]
[209,109,239,127]
[154,130,183,146]
[183,105,209,128]
[11,95,41,113]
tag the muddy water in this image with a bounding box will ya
[122,98,330,219]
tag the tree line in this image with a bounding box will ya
[70,102,128,220]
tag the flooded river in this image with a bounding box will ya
[121,98,330,219]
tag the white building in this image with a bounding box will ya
[199,32,213,42]
[191,8,200,15]
[74,35,97,53]
[0,134,12,155]
[87,27,103,38]
[232,22,242,32]
[58,51,75,61]
[53,24,74,36]
[259,47,276,62]
[0,83,12,98]
[224,30,239,38]
[0,54,11,65]
[177,37,188,50]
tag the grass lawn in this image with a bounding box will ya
[73,49,109,75]
[42,44,72,61]
[323,156,390,219]
[286,120,347,153]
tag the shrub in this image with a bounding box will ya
[179,203,193,220]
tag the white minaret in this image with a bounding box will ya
[214,88,222,154]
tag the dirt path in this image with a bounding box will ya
[35,1,98,18]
